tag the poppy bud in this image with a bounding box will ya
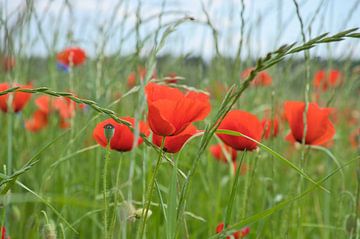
[103,123,115,145]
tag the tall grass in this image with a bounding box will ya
[0,1,360,238]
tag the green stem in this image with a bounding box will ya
[109,153,124,238]
[138,136,166,238]
[5,109,13,232]
[103,144,111,239]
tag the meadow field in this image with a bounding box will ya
[0,0,360,238]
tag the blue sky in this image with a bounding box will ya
[3,0,360,59]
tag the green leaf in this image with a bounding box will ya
[166,158,178,239]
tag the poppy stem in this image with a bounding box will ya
[109,153,124,238]
[103,143,111,239]
[5,107,13,232]
[138,136,166,238]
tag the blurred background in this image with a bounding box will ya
[2,0,360,60]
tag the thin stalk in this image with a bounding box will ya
[103,144,111,239]
[138,137,166,239]
[241,152,259,219]
[109,153,124,238]
[292,0,311,237]
[5,105,13,232]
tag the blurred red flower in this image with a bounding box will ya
[313,69,341,91]
[210,143,237,163]
[152,124,197,153]
[1,56,16,72]
[25,95,84,132]
[217,110,262,151]
[241,68,272,86]
[145,82,211,136]
[216,222,250,239]
[25,110,49,132]
[284,101,335,145]
[0,83,32,113]
[56,47,86,66]
[261,118,279,139]
[93,117,149,152]
[127,66,157,88]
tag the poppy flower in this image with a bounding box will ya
[25,95,84,132]
[127,66,157,88]
[25,110,49,132]
[1,56,16,72]
[93,117,150,152]
[152,124,197,153]
[56,47,86,66]
[210,143,237,163]
[145,82,211,136]
[53,95,85,128]
[53,97,77,119]
[0,83,32,113]
[210,143,241,173]
[35,95,51,114]
[313,69,341,91]
[261,118,279,139]
[216,222,250,239]
[284,101,335,146]
[217,110,262,151]
[241,68,272,86]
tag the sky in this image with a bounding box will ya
[2,0,360,60]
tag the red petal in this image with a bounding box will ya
[153,124,197,153]
[0,83,9,112]
[217,110,262,151]
[12,83,32,112]
[147,100,176,136]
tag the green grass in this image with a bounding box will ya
[1,1,360,238]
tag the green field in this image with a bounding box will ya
[0,1,360,238]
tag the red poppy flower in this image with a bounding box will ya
[53,97,77,119]
[127,66,157,88]
[25,110,49,132]
[241,68,272,86]
[0,83,32,113]
[217,110,262,151]
[35,95,51,113]
[1,56,16,72]
[26,95,83,132]
[127,72,137,88]
[93,117,150,152]
[210,143,237,163]
[284,101,335,145]
[313,69,341,91]
[56,47,86,66]
[145,82,211,136]
[152,124,197,153]
[261,118,279,139]
[216,222,250,239]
